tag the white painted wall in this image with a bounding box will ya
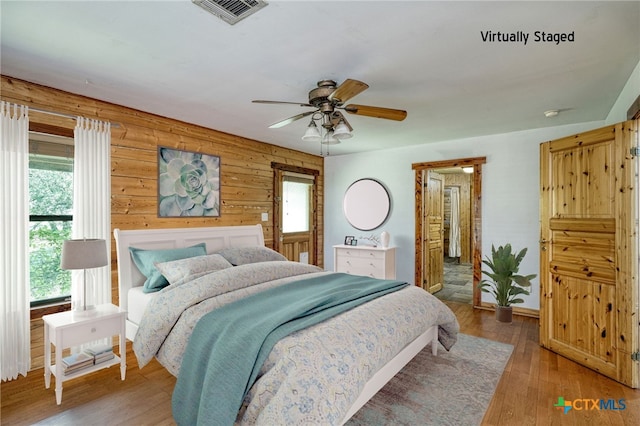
[606,59,640,123]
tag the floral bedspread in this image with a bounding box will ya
[133,261,459,425]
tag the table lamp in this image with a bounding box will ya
[60,239,108,312]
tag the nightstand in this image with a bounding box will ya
[42,303,127,404]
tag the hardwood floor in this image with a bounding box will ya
[2,301,638,425]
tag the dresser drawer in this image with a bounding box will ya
[336,248,385,260]
[337,264,385,279]
[337,256,384,271]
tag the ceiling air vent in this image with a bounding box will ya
[192,0,268,25]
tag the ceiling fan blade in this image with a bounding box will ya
[344,104,407,121]
[253,100,313,107]
[269,110,316,128]
[328,79,369,103]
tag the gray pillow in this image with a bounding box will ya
[155,253,233,286]
[216,246,287,266]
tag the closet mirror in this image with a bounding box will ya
[343,178,390,231]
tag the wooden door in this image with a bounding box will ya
[539,121,639,388]
[272,166,318,265]
[423,170,444,293]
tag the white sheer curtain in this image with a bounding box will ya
[72,118,111,308]
[448,186,461,258]
[1,102,31,381]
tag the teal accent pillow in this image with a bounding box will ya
[129,243,207,293]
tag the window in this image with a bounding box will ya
[29,135,74,307]
[282,176,312,233]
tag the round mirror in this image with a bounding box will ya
[343,178,390,231]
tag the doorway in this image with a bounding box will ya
[272,163,320,265]
[439,172,474,303]
[413,157,486,307]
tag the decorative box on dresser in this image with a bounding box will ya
[333,244,396,279]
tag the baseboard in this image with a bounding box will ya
[477,302,539,319]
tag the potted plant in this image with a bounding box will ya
[479,244,537,322]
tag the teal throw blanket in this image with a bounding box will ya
[172,272,408,426]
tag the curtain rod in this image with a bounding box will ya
[30,106,76,120]
[29,106,120,128]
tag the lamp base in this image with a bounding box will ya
[73,305,97,318]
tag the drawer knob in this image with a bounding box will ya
[91,327,97,333]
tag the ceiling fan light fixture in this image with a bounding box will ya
[255,78,407,154]
[333,120,353,139]
[301,120,321,142]
[322,130,340,145]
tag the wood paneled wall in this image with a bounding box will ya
[1,76,324,309]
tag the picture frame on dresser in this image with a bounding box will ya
[344,235,355,245]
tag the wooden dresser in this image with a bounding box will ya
[333,245,396,279]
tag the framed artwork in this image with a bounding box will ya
[158,147,220,217]
[344,235,355,245]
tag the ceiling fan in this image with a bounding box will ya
[252,79,407,143]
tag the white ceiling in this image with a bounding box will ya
[2,1,639,156]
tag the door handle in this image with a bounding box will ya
[540,238,547,251]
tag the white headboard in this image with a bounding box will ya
[114,224,265,315]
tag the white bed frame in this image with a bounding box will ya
[113,224,438,424]
[114,224,265,340]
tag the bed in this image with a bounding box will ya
[114,224,459,425]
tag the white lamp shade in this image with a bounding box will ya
[333,121,352,139]
[61,239,109,270]
[322,130,340,145]
[301,122,321,142]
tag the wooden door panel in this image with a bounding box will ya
[550,276,616,370]
[540,121,638,388]
[281,232,311,263]
[427,247,443,292]
[550,142,615,217]
[424,171,444,293]
[549,220,615,284]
